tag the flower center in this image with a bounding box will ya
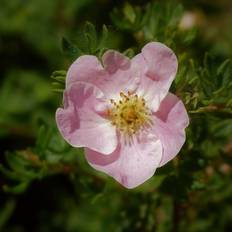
[109,91,152,136]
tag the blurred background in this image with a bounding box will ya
[0,0,232,231]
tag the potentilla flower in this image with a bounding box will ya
[56,42,189,189]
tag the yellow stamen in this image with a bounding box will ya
[109,92,152,136]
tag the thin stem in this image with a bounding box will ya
[189,105,232,116]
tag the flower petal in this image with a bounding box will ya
[85,133,163,189]
[152,93,189,166]
[101,50,139,101]
[103,50,130,74]
[130,42,178,112]
[66,53,139,101]
[136,76,166,112]
[66,55,105,88]
[141,42,178,91]
[56,82,117,154]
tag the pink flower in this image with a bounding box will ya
[56,42,189,189]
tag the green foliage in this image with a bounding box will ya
[0,0,96,66]
[0,0,232,232]
[175,53,232,115]
[111,2,149,32]
[0,70,58,137]
[0,121,83,194]
[111,0,197,49]
[61,22,112,61]
[51,70,66,93]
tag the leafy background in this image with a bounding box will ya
[0,0,232,231]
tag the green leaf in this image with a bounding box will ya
[36,124,52,153]
[84,22,98,52]
[183,27,197,45]
[123,2,136,24]
[3,182,29,194]
[191,181,206,190]
[4,152,41,180]
[217,59,231,76]
[0,200,15,230]
[101,24,108,44]
[62,37,83,60]
[51,70,66,83]
[0,164,29,181]
[123,48,135,58]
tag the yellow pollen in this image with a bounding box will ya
[109,92,152,136]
